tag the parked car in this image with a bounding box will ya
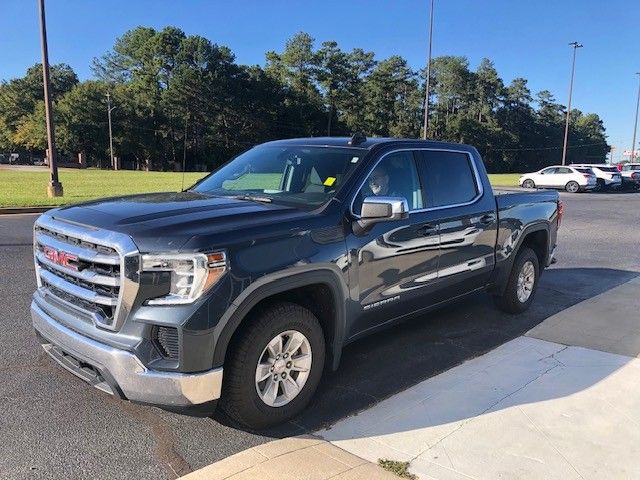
[519,165,596,192]
[620,163,640,190]
[31,136,561,429]
[570,164,622,190]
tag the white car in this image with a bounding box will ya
[570,164,622,190]
[519,165,597,193]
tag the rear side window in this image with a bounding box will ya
[556,167,572,174]
[418,151,479,207]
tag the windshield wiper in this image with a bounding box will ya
[231,194,272,204]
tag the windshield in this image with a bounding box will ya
[191,145,363,208]
[596,166,619,172]
[574,168,593,174]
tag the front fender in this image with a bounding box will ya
[210,266,348,371]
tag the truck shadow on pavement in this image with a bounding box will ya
[215,267,639,437]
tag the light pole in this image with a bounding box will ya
[630,73,640,163]
[38,0,63,197]
[106,92,116,169]
[561,41,583,165]
[422,0,434,139]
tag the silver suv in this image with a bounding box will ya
[570,164,622,191]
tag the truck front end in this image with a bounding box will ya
[31,212,225,411]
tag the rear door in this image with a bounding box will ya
[554,167,574,188]
[416,149,498,298]
[536,168,558,187]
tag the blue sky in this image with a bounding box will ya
[1,0,639,161]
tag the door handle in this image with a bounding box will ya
[417,224,437,236]
[479,214,496,225]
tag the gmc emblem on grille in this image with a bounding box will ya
[43,246,78,271]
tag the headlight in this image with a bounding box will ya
[141,252,227,305]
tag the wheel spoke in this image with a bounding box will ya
[282,376,300,399]
[291,353,311,372]
[261,376,279,405]
[284,332,304,355]
[266,335,283,358]
[255,362,272,383]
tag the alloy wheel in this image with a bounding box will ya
[255,330,312,407]
[516,260,535,303]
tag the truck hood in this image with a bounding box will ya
[49,191,311,252]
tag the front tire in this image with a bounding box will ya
[565,181,580,193]
[522,179,535,189]
[493,246,540,314]
[219,302,325,429]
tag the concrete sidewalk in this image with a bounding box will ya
[179,436,399,480]
[319,276,640,479]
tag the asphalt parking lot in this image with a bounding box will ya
[1,191,639,480]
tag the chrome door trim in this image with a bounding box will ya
[349,147,485,219]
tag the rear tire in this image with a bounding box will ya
[493,247,540,314]
[219,302,325,429]
[565,181,580,193]
[522,179,535,189]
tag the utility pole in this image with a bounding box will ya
[106,92,116,169]
[422,0,434,139]
[38,0,62,197]
[561,41,583,165]
[630,72,640,163]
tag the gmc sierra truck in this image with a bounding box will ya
[31,136,561,429]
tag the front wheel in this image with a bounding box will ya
[522,179,535,189]
[565,181,580,193]
[219,302,325,429]
[493,246,540,314]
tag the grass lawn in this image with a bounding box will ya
[0,168,521,208]
[488,173,521,187]
[0,168,209,207]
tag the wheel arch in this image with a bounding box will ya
[212,269,347,372]
[490,222,550,296]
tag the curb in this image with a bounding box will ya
[0,206,55,215]
[179,436,399,480]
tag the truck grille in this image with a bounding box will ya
[33,216,139,331]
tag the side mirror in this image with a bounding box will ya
[354,196,409,235]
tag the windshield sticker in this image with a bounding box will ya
[351,156,359,163]
[323,177,336,187]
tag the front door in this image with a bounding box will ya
[346,150,440,337]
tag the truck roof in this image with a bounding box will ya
[261,136,473,151]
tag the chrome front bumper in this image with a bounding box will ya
[31,301,223,407]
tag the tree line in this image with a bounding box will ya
[0,27,609,173]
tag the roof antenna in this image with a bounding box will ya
[348,133,367,146]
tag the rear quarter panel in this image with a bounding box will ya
[490,189,559,292]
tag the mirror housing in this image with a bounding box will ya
[354,196,409,235]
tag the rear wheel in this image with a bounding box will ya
[565,181,580,193]
[522,179,535,189]
[493,246,540,314]
[219,302,325,429]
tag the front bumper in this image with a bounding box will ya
[31,301,223,407]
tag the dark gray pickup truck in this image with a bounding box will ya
[31,136,561,428]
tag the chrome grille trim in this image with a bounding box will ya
[35,250,120,287]
[35,232,120,265]
[39,270,118,307]
[34,213,140,331]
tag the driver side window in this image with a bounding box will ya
[353,151,423,215]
